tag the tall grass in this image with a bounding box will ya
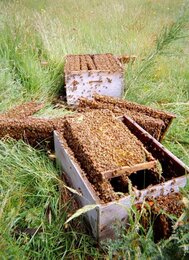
[0,139,101,259]
[0,3,63,111]
[0,0,189,258]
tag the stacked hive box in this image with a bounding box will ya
[64,54,124,105]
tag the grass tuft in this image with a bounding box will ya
[0,139,101,259]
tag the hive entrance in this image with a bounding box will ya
[110,177,129,193]
[129,169,160,190]
[109,168,161,193]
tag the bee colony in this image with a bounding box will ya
[54,111,188,240]
[64,54,124,105]
[77,94,176,141]
[136,192,185,241]
[63,110,159,202]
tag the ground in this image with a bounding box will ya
[0,0,189,259]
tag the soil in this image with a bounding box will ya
[64,53,123,73]
[77,94,175,140]
[136,192,185,241]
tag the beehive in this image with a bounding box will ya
[54,114,188,241]
[64,54,124,105]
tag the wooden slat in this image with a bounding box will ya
[101,160,157,180]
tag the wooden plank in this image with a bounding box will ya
[159,117,174,141]
[101,160,157,179]
[54,131,100,238]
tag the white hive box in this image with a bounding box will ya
[54,115,188,241]
[64,54,124,105]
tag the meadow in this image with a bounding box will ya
[0,0,189,259]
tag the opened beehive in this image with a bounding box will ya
[54,113,188,240]
[64,54,124,105]
[63,110,159,202]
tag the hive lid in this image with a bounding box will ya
[64,53,123,73]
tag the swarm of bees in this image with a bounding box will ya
[0,97,174,203]
[136,192,185,241]
[64,53,123,73]
[63,110,159,202]
[77,94,175,141]
[0,101,67,147]
[0,101,44,119]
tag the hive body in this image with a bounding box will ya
[64,54,124,105]
[54,115,188,240]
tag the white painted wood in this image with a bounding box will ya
[99,197,131,239]
[54,131,100,238]
[65,71,124,105]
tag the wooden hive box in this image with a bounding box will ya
[64,54,124,105]
[54,114,188,241]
